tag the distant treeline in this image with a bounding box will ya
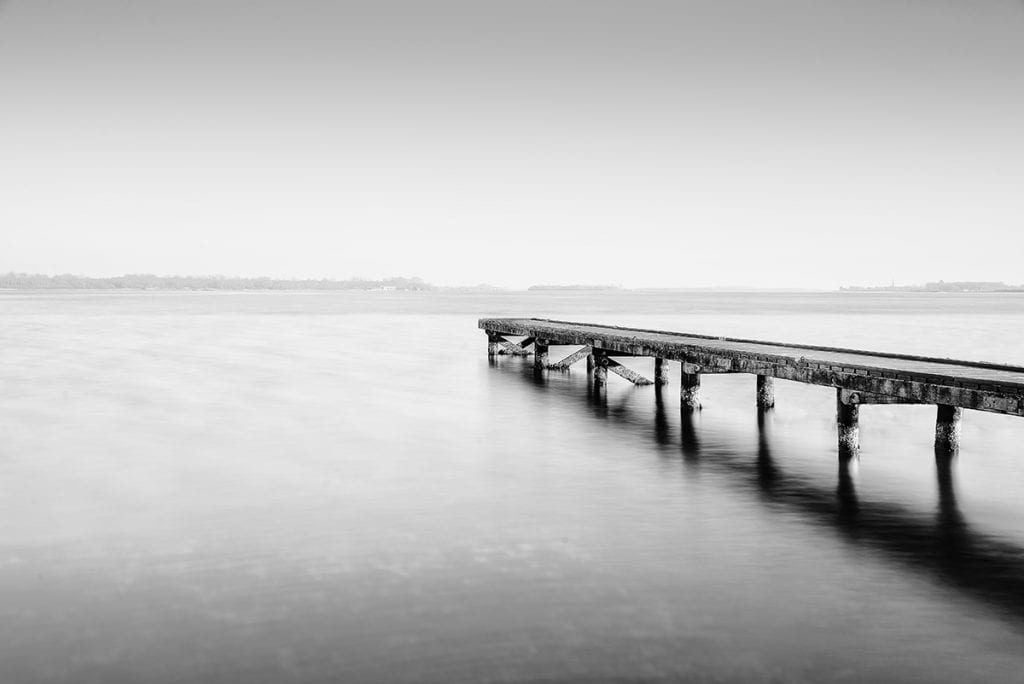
[0,273,434,291]
[841,281,1024,293]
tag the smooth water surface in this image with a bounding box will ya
[2,290,1024,683]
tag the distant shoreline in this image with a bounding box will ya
[841,281,1024,293]
[4,287,1024,297]
[0,273,446,291]
[3,272,1022,293]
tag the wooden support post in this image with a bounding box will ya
[756,375,775,409]
[586,352,595,373]
[593,350,608,388]
[680,368,701,411]
[935,404,962,454]
[837,389,860,459]
[487,332,502,357]
[534,339,549,371]
[655,358,670,387]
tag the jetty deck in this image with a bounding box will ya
[479,317,1024,457]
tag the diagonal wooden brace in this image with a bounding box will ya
[496,336,535,356]
[548,345,592,370]
[607,358,654,385]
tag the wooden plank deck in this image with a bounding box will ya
[479,317,1024,417]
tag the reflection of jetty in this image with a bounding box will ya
[489,357,1024,623]
[479,318,1024,458]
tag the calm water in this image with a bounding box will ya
[2,290,1024,683]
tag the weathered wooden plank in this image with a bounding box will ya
[681,360,744,375]
[679,358,745,374]
[606,358,653,385]
[480,317,1024,377]
[838,389,924,405]
[548,345,592,370]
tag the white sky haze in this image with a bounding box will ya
[2,1,1023,288]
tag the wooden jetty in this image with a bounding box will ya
[480,317,1024,458]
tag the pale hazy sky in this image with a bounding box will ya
[1,1,1022,288]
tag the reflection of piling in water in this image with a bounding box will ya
[586,374,608,416]
[654,388,671,446]
[935,452,959,520]
[679,409,700,459]
[482,317,1024,459]
[935,450,966,546]
[755,416,779,492]
[493,359,1024,624]
[836,456,860,523]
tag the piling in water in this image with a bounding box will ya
[837,390,860,459]
[680,370,701,411]
[655,358,670,387]
[756,375,775,410]
[935,404,962,454]
[534,340,549,371]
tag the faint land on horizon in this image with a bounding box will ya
[0,273,814,292]
[0,272,442,291]
[841,281,1024,293]
[6,272,1023,294]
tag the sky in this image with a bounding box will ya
[1,0,1022,289]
